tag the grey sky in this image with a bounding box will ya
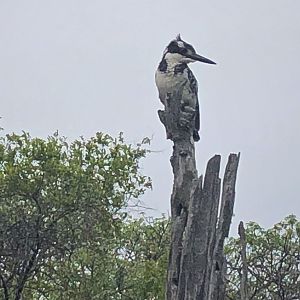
[1,0,300,233]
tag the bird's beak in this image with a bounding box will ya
[187,53,216,64]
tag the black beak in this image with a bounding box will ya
[187,53,216,64]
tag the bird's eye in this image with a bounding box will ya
[180,48,188,55]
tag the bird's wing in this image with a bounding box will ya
[195,98,200,132]
[187,69,200,132]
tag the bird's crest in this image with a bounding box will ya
[176,34,182,41]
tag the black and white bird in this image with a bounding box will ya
[155,35,216,141]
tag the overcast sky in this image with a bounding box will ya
[1,0,300,233]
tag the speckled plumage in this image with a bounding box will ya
[155,38,200,141]
[155,35,215,142]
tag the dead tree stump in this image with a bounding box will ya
[238,221,249,300]
[158,88,240,300]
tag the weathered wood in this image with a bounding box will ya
[208,153,240,300]
[159,87,240,300]
[238,221,248,300]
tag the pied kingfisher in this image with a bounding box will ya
[155,34,216,141]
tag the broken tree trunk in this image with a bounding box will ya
[238,221,249,300]
[158,88,240,300]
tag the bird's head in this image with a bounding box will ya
[162,34,216,66]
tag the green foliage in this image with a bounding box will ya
[226,215,300,300]
[1,131,299,300]
[114,216,170,299]
[26,216,170,300]
[0,132,151,299]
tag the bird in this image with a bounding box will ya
[155,34,216,141]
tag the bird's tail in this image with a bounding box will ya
[193,130,200,142]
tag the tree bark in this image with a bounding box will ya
[238,221,248,300]
[158,87,240,300]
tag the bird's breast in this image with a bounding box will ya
[155,68,198,108]
[155,70,189,104]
